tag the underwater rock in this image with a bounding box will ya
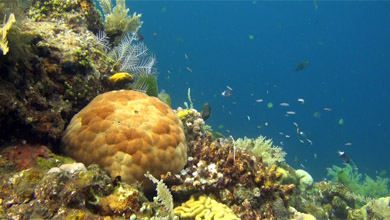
[1,144,50,171]
[0,0,110,145]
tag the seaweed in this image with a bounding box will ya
[327,162,390,199]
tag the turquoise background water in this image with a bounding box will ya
[109,1,390,181]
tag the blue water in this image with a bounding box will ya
[125,1,390,181]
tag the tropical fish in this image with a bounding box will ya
[338,151,350,163]
[295,60,309,71]
[135,32,144,41]
[221,86,233,97]
[201,103,211,121]
[221,89,232,97]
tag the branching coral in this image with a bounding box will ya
[0,13,15,55]
[97,0,142,41]
[234,136,286,168]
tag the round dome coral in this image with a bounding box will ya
[62,90,187,190]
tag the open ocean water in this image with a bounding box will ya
[124,1,390,181]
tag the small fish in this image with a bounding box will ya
[186,67,193,72]
[306,138,313,145]
[135,32,144,41]
[295,60,309,72]
[293,122,299,127]
[344,142,352,146]
[264,122,269,126]
[256,99,263,103]
[221,86,233,98]
[200,103,211,121]
[285,135,290,138]
[221,90,232,97]
[280,102,290,107]
[279,132,284,135]
[314,153,317,159]
[167,70,172,74]
[298,98,305,104]
[299,139,305,143]
[300,163,306,169]
[247,115,251,121]
[338,151,350,163]
[184,53,189,59]
[324,107,333,111]
[286,111,296,115]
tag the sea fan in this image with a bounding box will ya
[95,31,109,51]
[107,32,157,77]
[145,172,174,219]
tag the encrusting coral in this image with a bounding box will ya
[174,195,240,220]
[62,90,188,191]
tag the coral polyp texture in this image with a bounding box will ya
[174,195,240,220]
[62,90,187,191]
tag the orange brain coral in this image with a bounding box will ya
[62,90,187,190]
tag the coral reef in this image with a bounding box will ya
[293,180,356,219]
[162,135,294,219]
[364,196,390,219]
[0,154,117,219]
[0,0,110,145]
[176,107,207,143]
[174,195,240,220]
[62,90,188,191]
[234,136,287,168]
